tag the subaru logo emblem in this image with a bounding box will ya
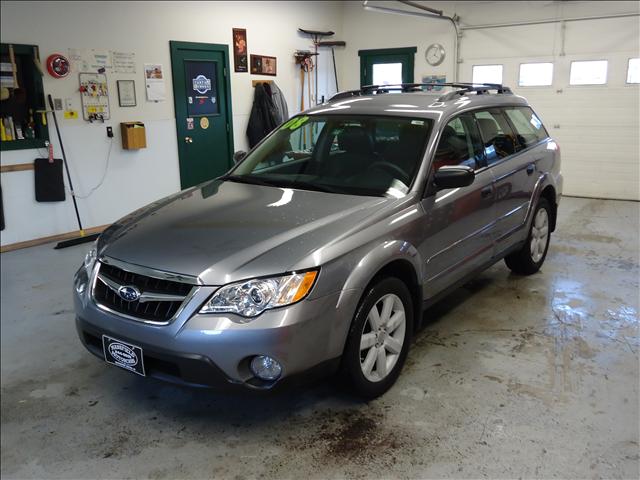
[118,285,141,302]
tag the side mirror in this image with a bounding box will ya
[433,165,475,190]
[233,151,247,164]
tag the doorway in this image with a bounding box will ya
[359,47,417,87]
[170,41,234,189]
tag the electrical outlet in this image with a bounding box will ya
[106,126,114,138]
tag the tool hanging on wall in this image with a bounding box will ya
[294,50,317,147]
[294,50,317,110]
[317,40,346,92]
[298,29,334,105]
[46,94,100,249]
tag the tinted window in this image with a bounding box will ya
[473,110,518,165]
[433,113,485,171]
[504,107,548,149]
[231,115,432,197]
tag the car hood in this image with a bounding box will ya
[99,180,391,285]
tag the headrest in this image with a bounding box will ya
[477,118,499,143]
[338,126,374,154]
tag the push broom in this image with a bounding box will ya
[47,94,100,249]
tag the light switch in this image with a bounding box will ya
[53,98,63,110]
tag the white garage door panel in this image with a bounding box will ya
[513,85,639,201]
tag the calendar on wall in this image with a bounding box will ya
[79,72,110,121]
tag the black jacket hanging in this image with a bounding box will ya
[246,83,279,148]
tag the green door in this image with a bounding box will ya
[359,47,417,87]
[170,41,234,189]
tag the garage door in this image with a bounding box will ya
[515,55,639,201]
[462,53,639,201]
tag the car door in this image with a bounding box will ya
[474,108,546,257]
[419,112,497,299]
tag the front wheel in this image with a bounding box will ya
[505,198,552,275]
[341,277,413,399]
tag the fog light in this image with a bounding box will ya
[250,355,282,381]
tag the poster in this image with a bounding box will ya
[185,60,219,116]
[233,28,248,73]
[250,55,277,76]
[144,64,165,101]
[68,48,112,72]
[112,51,136,74]
[421,75,446,91]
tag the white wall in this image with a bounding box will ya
[340,1,640,200]
[0,1,343,246]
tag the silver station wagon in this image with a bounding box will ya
[74,83,562,398]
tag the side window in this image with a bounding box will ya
[504,107,548,149]
[473,110,517,165]
[433,113,485,171]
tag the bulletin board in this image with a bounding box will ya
[79,72,110,121]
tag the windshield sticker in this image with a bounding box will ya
[280,116,309,131]
[411,120,424,125]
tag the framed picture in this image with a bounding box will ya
[250,54,277,76]
[117,80,136,107]
[232,28,248,73]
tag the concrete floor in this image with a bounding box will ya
[1,197,638,479]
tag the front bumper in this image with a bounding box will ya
[74,267,360,391]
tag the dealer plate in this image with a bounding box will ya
[102,335,146,376]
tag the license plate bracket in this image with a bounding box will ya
[102,335,146,376]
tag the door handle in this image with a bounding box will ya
[480,186,493,198]
[184,136,193,144]
[526,163,535,175]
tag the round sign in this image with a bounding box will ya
[46,54,71,78]
[200,117,209,129]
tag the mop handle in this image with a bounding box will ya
[47,94,85,235]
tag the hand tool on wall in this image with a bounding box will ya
[46,94,100,249]
[298,29,334,105]
[318,40,346,92]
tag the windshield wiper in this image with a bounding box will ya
[222,175,280,187]
[275,179,341,194]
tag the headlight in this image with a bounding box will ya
[199,270,318,319]
[83,242,98,272]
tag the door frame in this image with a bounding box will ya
[358,47,417,86]
[169,40,235,187]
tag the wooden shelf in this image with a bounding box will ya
[0,162,34,173]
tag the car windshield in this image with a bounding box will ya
[227,115,433,197]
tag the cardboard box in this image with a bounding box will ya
[120,122,146,149]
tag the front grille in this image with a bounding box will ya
[93,262,193,323]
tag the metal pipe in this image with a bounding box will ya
[459,12,640,30]
[361,1,460,81]
[398,0,443,16]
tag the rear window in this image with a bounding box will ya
[504,107,548,149]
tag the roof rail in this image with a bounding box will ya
[329,82,512,102]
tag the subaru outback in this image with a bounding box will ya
[74,83,562,398]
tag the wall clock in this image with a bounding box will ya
[425,44,446,67]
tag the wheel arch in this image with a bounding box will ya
[339,242,424,335]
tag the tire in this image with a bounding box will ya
[341,277,414,399]
[505,197,552,275]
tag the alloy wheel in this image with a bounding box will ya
[359,293,406,382]
[530,208,549,263]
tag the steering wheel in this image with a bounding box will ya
[368,161,410,184]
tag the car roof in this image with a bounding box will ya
[305,84,530,122]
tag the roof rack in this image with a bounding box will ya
[329,82,512,102]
